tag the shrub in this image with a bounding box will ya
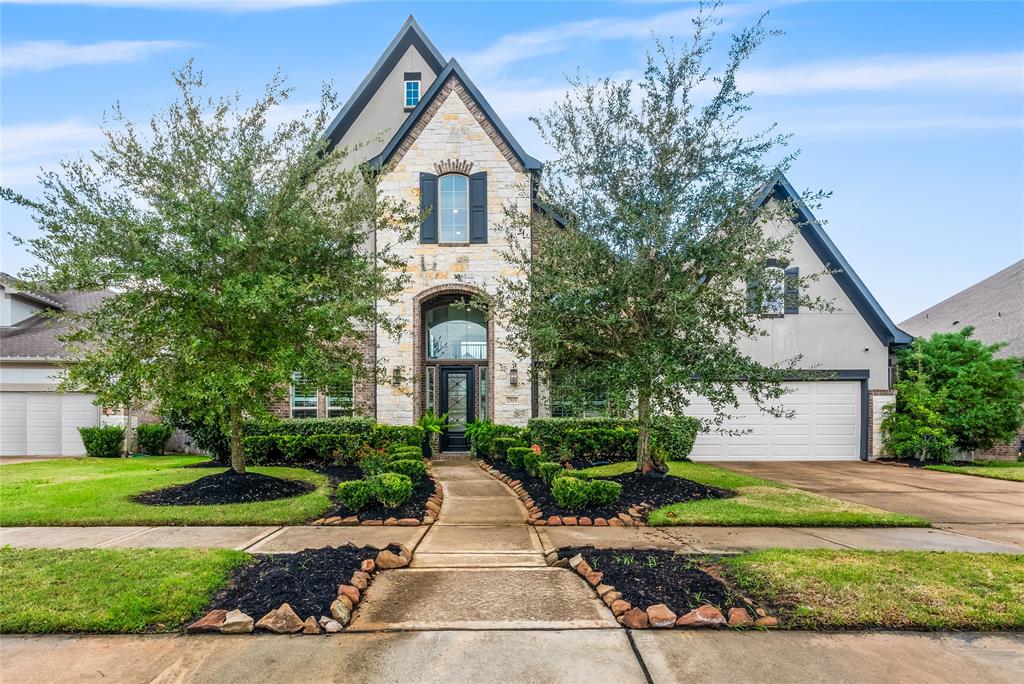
[79,425,124,458]
[470,422,523,457]
[507,446,532,470]
[305,433,360,463]
[649,416,700,461]
[564,427,637,462]
[527,418,633,455]
[273,434,305,462]
[243,435,276,464]
[370,425,425,451]
[243,417,374,442]
[493,437,522,461]
[337,479,372,512]
[882,369,955,463]
[389,445,424,460]
[587,479,623,506]
[163,405,231,462]
[384,459,427,483]
[369,472,413,508]
[137,423,174,455]
[538,461,565,484]
[551,476,590,510]
[358,451,390,477]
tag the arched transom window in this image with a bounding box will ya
[438,174,469,243]
[427,303,487,359]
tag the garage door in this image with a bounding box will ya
[0,392,99,456]
[687,381,862,461]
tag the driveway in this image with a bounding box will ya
[715,461,1024,547]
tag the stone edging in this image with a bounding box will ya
[186,542,414,635]
[542,549,779,630]
[311,472,443,527]
[476,461,648,528]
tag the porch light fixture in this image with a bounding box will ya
[509,365,519,387]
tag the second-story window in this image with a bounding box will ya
[438,174,469,243]
[404,78,420,109]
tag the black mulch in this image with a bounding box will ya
[484,458,731,519]
[133,470,314,506]
[206,545,394,622]
[560,546,752,616]
[317,463,435,520]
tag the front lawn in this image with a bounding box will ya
[0,456,333,526]
[578,461,928,527]
[723,549,1024,630]
[0,547,249,633]
[924,461,1024,482]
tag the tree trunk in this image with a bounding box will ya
[229,404,246,475]
[636,391,652,472]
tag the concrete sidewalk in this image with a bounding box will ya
[3,522,1021,553]
[3,631,1021,684]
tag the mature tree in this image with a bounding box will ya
[881,367,955,462]
[495,7,831,470]
[893,328,1024,455]
[2,64,416,474]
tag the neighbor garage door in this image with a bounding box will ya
[687,381,862,461]
[0,392,99,456]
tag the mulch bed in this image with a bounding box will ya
[133,470,314,506]
[317,463,435,521]
[484,458,731,519]
[206,545,389,622]
[559,546,750,617]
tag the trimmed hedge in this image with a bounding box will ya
[79,425,124,458]
[242,417,374,441]
[307,433,361,462]
[337,479,372,511]
[239,421,425,466]
[538,461,565,484]
[370,425,424,451]
[564,427,637,462]
[492,437,523,461]
[369,472,413,508]
[527,416,700,462]
[137,423,173,455]
[649,416,700,462]
[550,476,623,510]
[470,422,524,458]
[389,445,424,459]
[527,418,634,456]
[384,459,427,483]
[507,446,532,471]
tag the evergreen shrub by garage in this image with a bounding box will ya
[137,423,174,455]
[79,425,125,458]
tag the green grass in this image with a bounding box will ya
[578,460,928,527]
[721,549,1024,630]
[925,461,1024,482]
[0,547,250,633]
[0,456,333,526]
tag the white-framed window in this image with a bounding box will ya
[290,372,318,419]
[404,80,420,108]
[478,367,488,420]
[438,174,469,243]
[425,366,436,414]
[326,369,354,418]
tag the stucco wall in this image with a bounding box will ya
[0,362,64,391]
[739,207,892,390]
[375,84,533,426]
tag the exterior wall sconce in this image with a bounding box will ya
[509,365,519,387]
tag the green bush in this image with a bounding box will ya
[882,369,955,463]
[587,479,623,506]
[470,422,523,457]
[273,434,305,462]
[551,476,590,510]
[564,427,637,462]
[493,437,523,461]
[538,461,565,484]
[358,452,390,477]
[243,417,374,441]
[527,416,699,462]
[507,446,533,470]
[337,479,372,512]
[384,459,427,483]
[369,472,413,508]
[137,423,174,455]
[527,418,633,456]
[389,445,424,459]
[79,425,124,458]
[243,435,276,464]
[649,416,700,461]
[370,425,424,451]
[306,433,361,463]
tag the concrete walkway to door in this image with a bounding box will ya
[715,461,1024,547]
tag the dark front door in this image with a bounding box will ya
[439,367,474,451]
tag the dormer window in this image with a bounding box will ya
[404,72,421,109]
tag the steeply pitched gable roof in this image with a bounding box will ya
[900,259,1023,359]
[755,172,913,347]
[368,58,542,172]
[323,15,446,151]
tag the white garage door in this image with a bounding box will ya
[688,381,862,461]
[0,392,99,456]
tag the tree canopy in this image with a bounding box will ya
[2,64,416,473]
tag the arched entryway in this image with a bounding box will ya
[414,286,493,452]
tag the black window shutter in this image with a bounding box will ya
[784,266,800,314]
[420,172,437,244]
[469,171,487,244]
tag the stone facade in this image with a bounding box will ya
[374,79,533,426]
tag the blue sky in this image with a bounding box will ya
[2,0,1022,323]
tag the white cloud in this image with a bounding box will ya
[2,40,193,73]
[739,53,1024,95]
[2,0,347,9]
[0,119,102,188]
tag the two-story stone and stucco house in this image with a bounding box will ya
[259,16,913,462]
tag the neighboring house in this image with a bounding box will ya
[900,259,1024,460]
[267,16,913,461]
[0,275,109,456]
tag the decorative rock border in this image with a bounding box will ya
[311,473,443,527]
[545,550,779,631]
[186,543,414,635]
[476,461,649,527]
